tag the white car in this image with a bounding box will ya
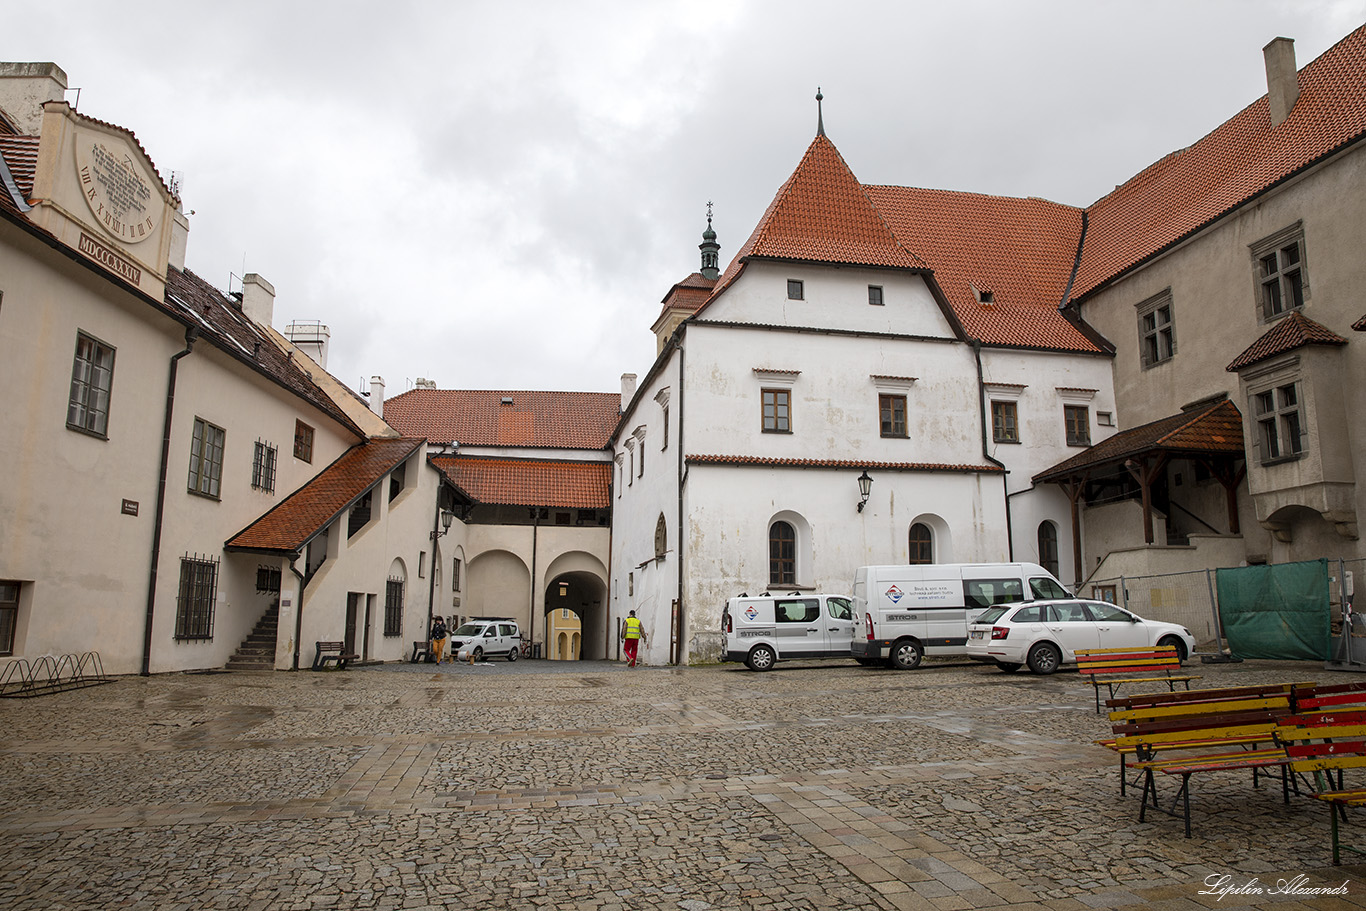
[965,598,1195,675]
[449,618,521,661]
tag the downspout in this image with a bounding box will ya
[141,326,198,676]
[674,337,686,666]
[425,484,444,644]
[289,555,305,670]
[972,339,1013,561]
[529,508,539,649]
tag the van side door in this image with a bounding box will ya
[963,578,1026,622]
[823,597,854,657]
[774,598,822,658]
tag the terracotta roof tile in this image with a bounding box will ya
[0,135,38,196]
[1034,399,1244,482]
[226,438,423,552]
[1226,310,1349,371]
[431,456,611,508]
[384,389,619,450]
[1352,313,1366,331]
[1075,24,1366,299]
[866,186,1100,352]
[165,268,361,435]
[686,455,1003,473]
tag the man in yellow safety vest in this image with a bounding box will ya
[621,610,647,668]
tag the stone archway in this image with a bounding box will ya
[542,552,608,660]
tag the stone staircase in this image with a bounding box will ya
[225,602,279,671]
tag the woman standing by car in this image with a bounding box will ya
[430,617,449,664]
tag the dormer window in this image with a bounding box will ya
[787,279,804,301]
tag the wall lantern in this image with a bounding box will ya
[430,507,455,539]
[558,582,569,597]
[856,470,873,513]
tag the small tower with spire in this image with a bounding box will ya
[699,201,720,281]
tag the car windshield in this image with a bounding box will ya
[453,624,484,636]
[974,606,1010,624]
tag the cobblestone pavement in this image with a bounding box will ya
[2,656,1365,910]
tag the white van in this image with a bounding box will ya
[721,593,855,671]
[852,563,1070,670]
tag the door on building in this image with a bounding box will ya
[363,594,376,661]
[345,593,360,657]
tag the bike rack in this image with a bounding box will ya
[0,651,111,698]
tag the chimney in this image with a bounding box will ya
[241,273,276,327]
[1264,37,1299,128]
[0,62,68,135]
[284,320,330,368]
[620,373,637,412]
[167,208,190,272]
[369,376,385,417]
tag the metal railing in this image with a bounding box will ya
[0,651,110,698]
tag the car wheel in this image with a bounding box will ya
[1026,642,1061,675]
[506,646,518,662]
[1158,636,1188,664]
[472,646,484,662]
[890,639,923,671]
[746,644,777,672]
[996,662,1022,674]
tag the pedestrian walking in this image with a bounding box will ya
[621,610,647,668]
[430,617,448,664]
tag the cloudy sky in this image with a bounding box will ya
[16,1,1366,398]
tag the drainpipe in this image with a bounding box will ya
[972,339,1013,561]
[529,509,539,649]
[141,326,198,676]
[289,555,306,670]
[674,337,686,666]
[425,486,444,646]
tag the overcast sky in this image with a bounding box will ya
[16,1,1366,398]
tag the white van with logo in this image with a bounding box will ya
[721,593,855,671]
[852,563,1070,670]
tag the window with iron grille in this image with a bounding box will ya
[879,394,907,438]
[188,417,226,499]
[384,577,403,636]
[1253,382,1304,462]
[175,555,218,640]
[255,564,281,594]
[452,557,461,591]
[294,419,314,463]
[67,332,116,438]
[252,440,277,493]
[769,521,795,584]
[1251,224,1308,321]
[0,580,19,657]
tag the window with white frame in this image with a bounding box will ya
[1137,289,1176,367]
[67,332,115,437]
[1251,223,1308,321]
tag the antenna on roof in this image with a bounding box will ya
[816,87,825,137]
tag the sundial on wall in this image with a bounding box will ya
[75,137,159,244]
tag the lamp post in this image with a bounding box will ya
[430,508,454,540]
[857,470,873,513]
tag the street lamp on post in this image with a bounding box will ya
[857,470,873,513]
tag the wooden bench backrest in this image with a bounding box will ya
[1278,714,1366,773]
[1293,681,1366,712]
[1106,682,1305,711]
[1115,720,1281,750]
[1110,695,1290,724]
[1076,647,1180,676]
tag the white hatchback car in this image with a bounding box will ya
[449,618,521,662]
[965,598,1195,675]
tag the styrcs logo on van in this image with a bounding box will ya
[743,606,759,621]
[885,585,904,603]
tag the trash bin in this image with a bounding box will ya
[532,643,542,659]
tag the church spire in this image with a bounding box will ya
[816,87,825,137]
[699,201,720,280]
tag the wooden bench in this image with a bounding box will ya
[312,641,359,670]
[1277,708,1366,865]
[1111,693,1296,835]
[1097,683,1305,795]
[1076,646,1201,713]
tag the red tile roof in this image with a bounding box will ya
[1074,24,1366,299]
[0,135,38,194]
[383,389,619,450]
[431,456,611,508]
[655,271,717,324]
[226,438,423,552]
[866,186,1100,353]
[686,455,1003,474]
[1225,310,1348,371]
[1353,313,1366,331]
[1034,398,1244,482]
